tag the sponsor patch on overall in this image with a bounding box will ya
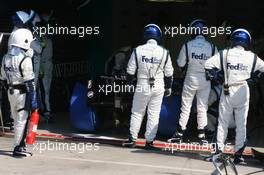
[191,53,209,60]
[4,65,17,72]
[141,56,161,64]
[227,63,248,71]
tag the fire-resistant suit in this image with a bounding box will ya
[177,35,218,131]
[127,39,174,142]
[1,28,38,156]
[205,46,264,152]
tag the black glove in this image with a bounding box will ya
[164,76,173,89]
[205,68,224,85]
[164,88,172,97]
[205,68,217,81]
[247,71,264,85]
[216,71,224,84]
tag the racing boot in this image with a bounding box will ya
[233,154,245,165]
[122,136,136,148]
[212,149,223,163]
[13,146,32,157]
[233,145,246,165]
[167,127,184,143]
[198,129,208,145]
[144,141,159,151]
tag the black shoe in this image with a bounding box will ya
[167,130,183,143]
[13,146,32,157]
[122,138,136,148]
[233,154,246,165]
[198,129,207,145]
[212,153,221,163]
[144,141,155,150]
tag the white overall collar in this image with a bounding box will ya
[233,45,245,50]
[194,35,205,40]
[146,39,158,45]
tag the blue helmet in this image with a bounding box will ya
[190,19,206,36]
[143,24,162,43]
[230,29,251,48]
[12,10,36,28]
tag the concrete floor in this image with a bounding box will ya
[0,137,263,175]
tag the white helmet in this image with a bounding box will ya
[8,28,34,50]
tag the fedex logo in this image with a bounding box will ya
[4,65,17,72]
[227,63,248,71]
[191,53,209,60]
[142,56,161,64]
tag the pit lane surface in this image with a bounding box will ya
[0,137,262,175]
